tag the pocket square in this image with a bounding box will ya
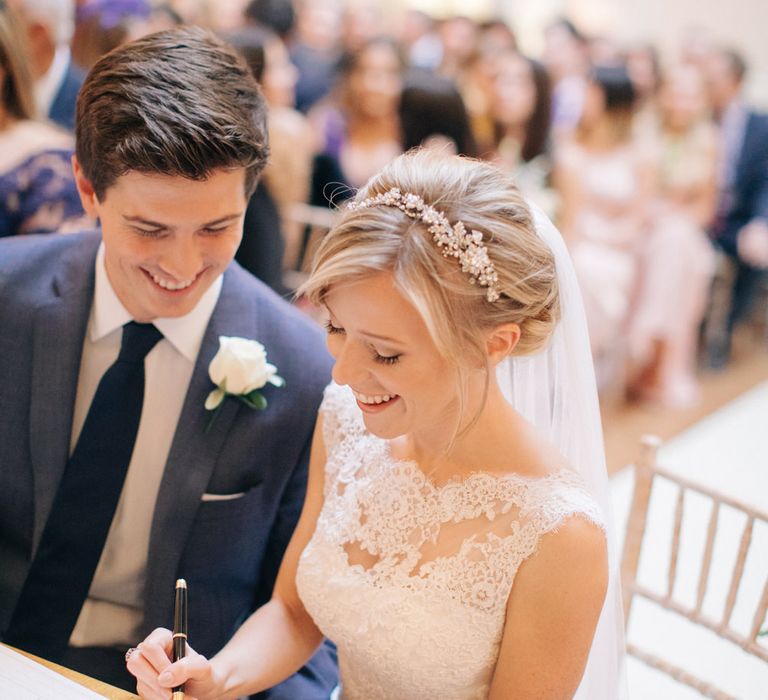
[201,492,246,502]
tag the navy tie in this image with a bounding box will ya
[4,322,163,660]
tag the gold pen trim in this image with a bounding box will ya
[172,692,185,700]
[172,632,187,639]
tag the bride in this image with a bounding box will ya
[127,151,626,699]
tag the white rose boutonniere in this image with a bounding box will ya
[205,336,284,427]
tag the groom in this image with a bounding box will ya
[0,27,337,697]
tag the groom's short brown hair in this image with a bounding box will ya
[75,26,269,200]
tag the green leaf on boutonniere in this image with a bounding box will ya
[241,391,268,410]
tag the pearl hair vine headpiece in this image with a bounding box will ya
[347,187,501,302]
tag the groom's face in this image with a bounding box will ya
[74,160,247,322]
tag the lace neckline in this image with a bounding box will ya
[378,438,578,495]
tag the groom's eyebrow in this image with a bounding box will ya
[122,213,242,229]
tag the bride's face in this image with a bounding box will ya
[323,271,462,443]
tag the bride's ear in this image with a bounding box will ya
[485,323,520,365]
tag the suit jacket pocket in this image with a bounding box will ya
[194,483,264,522]
[201,491,246,502]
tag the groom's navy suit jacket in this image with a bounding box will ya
[0,231,337,698]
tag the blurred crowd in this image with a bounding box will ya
[2,0,767,408]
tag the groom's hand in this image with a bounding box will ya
[126,627,221,700]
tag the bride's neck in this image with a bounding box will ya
[403,377,550,480]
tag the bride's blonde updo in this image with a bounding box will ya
[301,150,560,370]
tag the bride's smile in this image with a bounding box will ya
[323,272,463,444]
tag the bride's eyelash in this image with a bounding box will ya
[373,352,401,365]
[324,320,400,365]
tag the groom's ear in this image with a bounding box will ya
[71,155,100,217]
[485,323,520,364]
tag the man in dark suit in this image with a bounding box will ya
[0,27,337,697]
[11,0,84,131]
[703,47,768,367]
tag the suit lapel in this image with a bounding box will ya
[143,268,260,628]
[734,112,763,190]
[29,238,97,551]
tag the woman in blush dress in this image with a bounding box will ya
[627,63,717,405]
[488,49,555,217]
[553,64,656,390]
[127,151,626,700]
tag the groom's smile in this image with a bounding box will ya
[73,162,248,322]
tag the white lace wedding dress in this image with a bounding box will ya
[296,383,605,700]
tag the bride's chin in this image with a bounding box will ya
[362,420,404,441]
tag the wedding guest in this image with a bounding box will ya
[478,17,516,54]
[458,44,499,155]
[71,0,152,71]
[399,70,477,157]
[0,27,337,696]
[71,0,182,71]
[290,0,343,113]
[244,0,295,40]
[399,8,441,71]
[702,47,768,368]
[553,64,656,390]
[626,42,662,139]
[543,17,590,136]
[628,63,717,405]
[257,29,317,273]
[128,150,626,700]
[10,0,84,131]
[308,36,404,206]
[224,25,293,293]
[436,14,478,82]
[488,49,555,216]
[0,2,86,236]
[340,0,388,55]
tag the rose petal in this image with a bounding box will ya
[205,388,225,410]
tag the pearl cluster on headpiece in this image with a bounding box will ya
[347,187,501,302]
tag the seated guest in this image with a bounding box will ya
[488,49,555,216]
[0,2,87,236]
[0,27,337,696]
[71,0,172,72]
[223,26,292,294]
[11,0,85,132]
[226,24,316,285]
[702,47,768,368]
[627,63,717,406]
[308,37,405,206]
[553,64,656,391]
[543,17,590,137]
[399,69,478,157]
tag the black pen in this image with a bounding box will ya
[172,578,188,700]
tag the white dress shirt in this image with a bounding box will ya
[35,46,71,119]
[717,98,748,190]
[69,244,222,647]
[714,98,749,226]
